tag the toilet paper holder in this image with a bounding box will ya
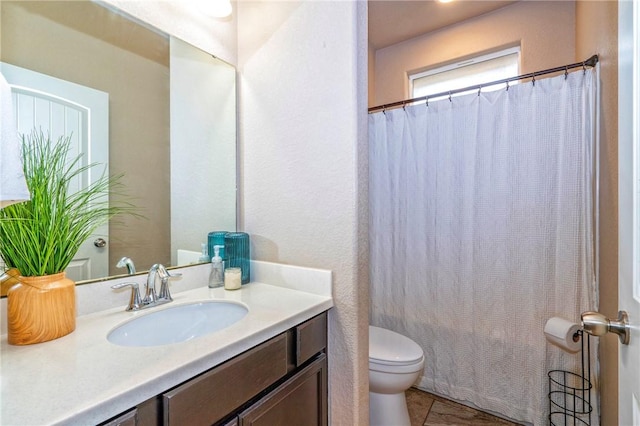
[547,329,592,425]
[581,310,630,345]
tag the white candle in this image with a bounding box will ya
[224,267,242,290]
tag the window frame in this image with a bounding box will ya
[408,46,521,99]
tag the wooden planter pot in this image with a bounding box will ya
[7,272,76,345]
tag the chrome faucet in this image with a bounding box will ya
[112,263,181,311]
[116,257,136,275]
[144,263,166,304]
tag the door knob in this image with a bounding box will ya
[94,238,107,248]
[581,310,630,345]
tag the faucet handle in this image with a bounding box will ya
[111,282,142,311]
[158,270,182,302]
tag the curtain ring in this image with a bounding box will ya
[382,107,386,115]
[506,81,510,91]
[583,61,587,74]
[564,66,569,80]
[532,72,536,86]
[448,91,452,102]
[478,86,482,97]
[425,98,429,108]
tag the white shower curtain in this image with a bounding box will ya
[369,69,598,425]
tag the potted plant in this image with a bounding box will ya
[0,129,135,345]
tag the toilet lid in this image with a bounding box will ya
[369,326,424,365]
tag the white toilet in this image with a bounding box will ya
[369,325,425,426]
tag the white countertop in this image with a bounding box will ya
[0,262,333,425]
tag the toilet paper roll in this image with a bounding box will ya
[544,317,581,353]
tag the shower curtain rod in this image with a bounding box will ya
[368,54,599,113]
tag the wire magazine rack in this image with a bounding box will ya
[548,330,592,425]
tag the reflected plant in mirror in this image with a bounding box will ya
[0,130,137,277]
[0,0,237,285]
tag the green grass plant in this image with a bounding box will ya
[0,129,136,277]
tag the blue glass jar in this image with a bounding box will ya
[224,232,250,284]
[207,231,228,262]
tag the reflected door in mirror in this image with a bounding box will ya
[1,62,109,281]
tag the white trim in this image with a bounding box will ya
[618,0,640,423]
[408,46,520,99]
[633,0,640,304]
[409,46,520,83]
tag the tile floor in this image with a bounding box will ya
[406,387,523,426]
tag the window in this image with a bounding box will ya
[409,47,520,100]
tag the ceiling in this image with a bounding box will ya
[368,0,519,50]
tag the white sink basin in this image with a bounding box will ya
[107,301,248,347]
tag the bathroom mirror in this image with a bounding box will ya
[0,1,237,284]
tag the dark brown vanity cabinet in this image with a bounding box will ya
[101,312,328,426]
[236,355,327,426]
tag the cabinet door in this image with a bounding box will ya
[238,354,327,426]
[163,333,288,426]
[101,408,137,426]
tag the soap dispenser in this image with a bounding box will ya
[198,243,209,263]
[208,245,224,288]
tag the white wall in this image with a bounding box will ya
[237,1,369,423]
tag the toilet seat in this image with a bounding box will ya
[369,326,424,373]
[369,326,425,426]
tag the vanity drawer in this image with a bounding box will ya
[163,333,288,426]
[295,312,327,366]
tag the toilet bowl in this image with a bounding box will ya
[369,326,425,426]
